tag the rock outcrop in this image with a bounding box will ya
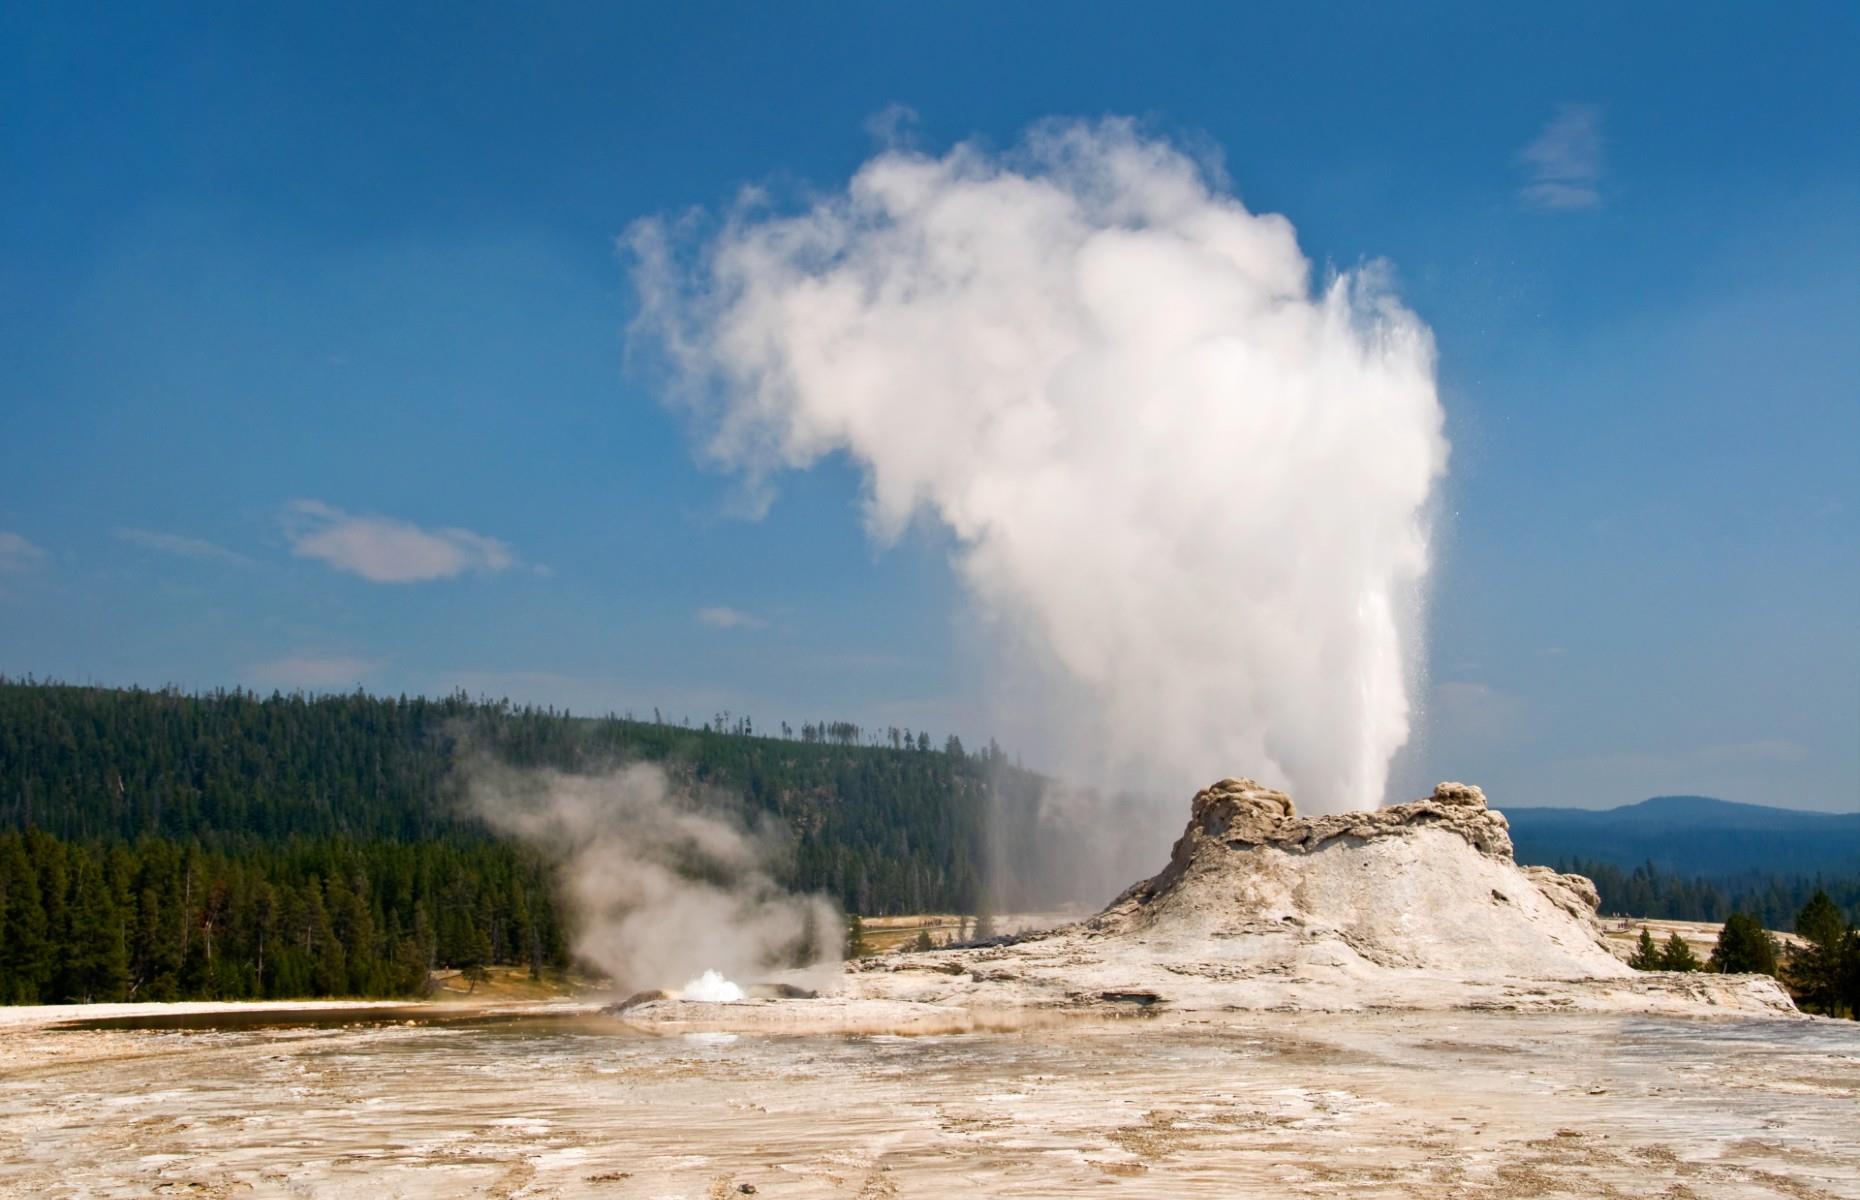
[617,778,1800,1030]
[1090,778,1628,979]
[1110,778,1519,909]
[837,779,1795,1019]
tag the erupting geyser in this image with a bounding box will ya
[464,762,842,994]
[628,118,1449,812]
[679,970,746,1003]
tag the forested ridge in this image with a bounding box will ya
[0,677,1033,1003]
[0,829,562,1004]
[1559,858,1860,933]
[1507,795,1860,880]
[3,677,1856,1005]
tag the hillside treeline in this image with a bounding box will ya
[1507,796,1860,881]
[0,673,1004,859]
[0,828,563,1004]
[6,677,1858,1006]
[1624,891,1860,1020]
[1564,858,1860,930]
[0,677,1020,910]
[0,678,1032,1001]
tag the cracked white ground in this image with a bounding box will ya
[3,1006,1858,1198]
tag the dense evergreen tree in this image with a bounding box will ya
[0,828,566,1003]
[1617,927,1703,973]
[1841,929,1860,1019]
[1786,891,1856,1016]
[1657,932,1701,972]
[1710,912,1780,976]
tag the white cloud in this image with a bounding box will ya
[283,499,517,583]
[1518,103,1604,210]
[115,527,251,564]
[245,654,380,689]
[0,531,46,574]
[695,604,766,630]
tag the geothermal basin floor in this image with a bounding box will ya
[2,1008,1857,1199]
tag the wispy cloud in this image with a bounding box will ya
[0,531,47,574]
[694,604,766,630]
[1518,103,1604,211]
[245,653,380,689]
[1431,679,1524,742]
[115,527,251,565]
[1698,739,1808,767]
[283,499,517,583]
[1566,739,1810,784]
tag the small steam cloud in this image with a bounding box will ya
[627,118,1447,815]
[465,760,841,992]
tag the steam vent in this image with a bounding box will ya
[619,779,1799,1032]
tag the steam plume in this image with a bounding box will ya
[628,119,1447,813]
[465,761,841,991]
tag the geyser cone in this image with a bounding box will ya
[1095,778,1625,979]
[616,778,1799,1030]
[831,777,1798,1020]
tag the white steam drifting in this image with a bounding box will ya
[465,762,841,992]
[629,119,1447,813]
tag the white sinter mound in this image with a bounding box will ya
[612,780,1797,1032]
[1095,778,1626,979]
[842,779,1799,1018]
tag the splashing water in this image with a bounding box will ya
[679,970,747,1003]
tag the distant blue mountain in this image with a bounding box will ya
[1503,795,1860,879]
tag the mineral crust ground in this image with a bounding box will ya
[6,780,1851,1197]
[3,1006,1858,1198]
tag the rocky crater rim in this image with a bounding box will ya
[1111,778,1531,911]
[1181,777,1511,856]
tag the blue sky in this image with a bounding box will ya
[2,3,1855,811]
